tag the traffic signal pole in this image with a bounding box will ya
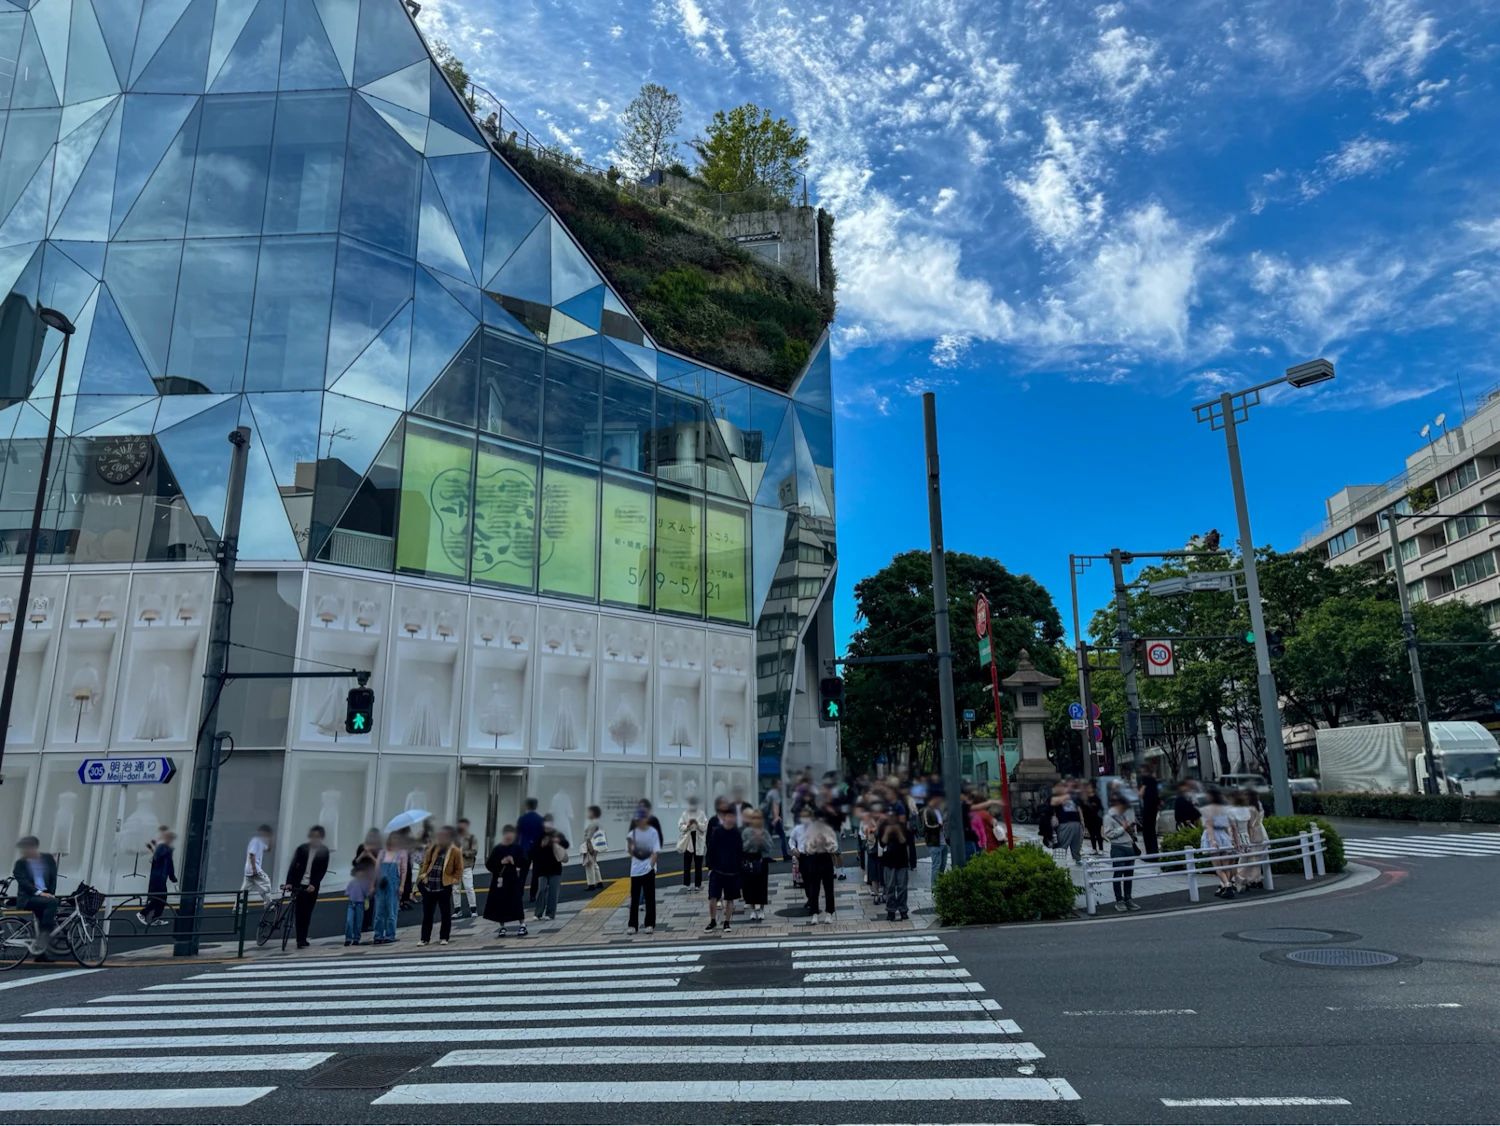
[922,393,967,870]
[1385,507,1439,793]
[1110,549,1144,773]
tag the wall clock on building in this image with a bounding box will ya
[95,436,153,485]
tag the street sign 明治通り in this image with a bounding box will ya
[1144,639,1176,677]
[77,757,176,785]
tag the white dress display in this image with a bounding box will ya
[314,594,341,624]
[50,791,78,856]
[404,676,443,747]
[478,682,517,748]
[117,790,161,856]
[134,663,175,741]
[548,791,576,842]
[137,592,163,626]
[311,677,353,735]
[69,663,101,741]
[719,708,740,757]
[317,789,341,853]
[550,687,579,751]
[607,696,640,753]
[669,696,695,751]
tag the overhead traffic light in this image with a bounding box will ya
[345,685,374,734]
[819,677,844,725]
[1267,630,1285,659]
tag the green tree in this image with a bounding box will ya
[617,83,682,179]
[841,551,1065,775]
[432,40,476,113]
[691,103,809,197]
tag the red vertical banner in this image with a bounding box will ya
[977,594,1013,849]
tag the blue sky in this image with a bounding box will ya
[417,0,1500,645]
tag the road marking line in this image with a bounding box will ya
[153,966,699,990]
[1326,1003,1461,1010]
[0,1087,277,1110]
[803,968,971,982]
[436,1043,1047,1066]
[0,968,99,992]
[204,954,704,978]
[0,1053,332,1076]
[0,1020,1024,1053]
[789,945,948,958]
[129,976,686,1000]
[789,956,957,968]
[374,1078,1079,1104]
[1161,1097,1350,1107]
[66,982,984,1015]
[1064,1009,1197,1016]
[6,999,998,1032]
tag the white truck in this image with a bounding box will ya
[1314,721,1500,794]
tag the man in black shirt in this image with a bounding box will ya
[1173,781,1203,830]
[703,805,743,933]
[282,825,330,949]
[1137,767,1161,858]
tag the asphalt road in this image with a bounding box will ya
[0,817,1495,1124]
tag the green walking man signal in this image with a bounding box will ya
[345,685,375,735]
[819,677,844,725]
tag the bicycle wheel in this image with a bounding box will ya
[280,903,294,951]
[255,901,281,946]
[67,915,108,968]
[0,916,34,970]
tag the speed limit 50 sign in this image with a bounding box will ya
[1144,639,1176,677]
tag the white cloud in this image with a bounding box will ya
[1360,0,1443,88]
[1298,135,1402,198]
[1005,115,1104,249]
[1089,26,1162,100]
[930,333,974,367]
[930,187,957,216]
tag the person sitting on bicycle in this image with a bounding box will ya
[12,836,59,954]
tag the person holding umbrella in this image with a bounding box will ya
[375,810,426,944]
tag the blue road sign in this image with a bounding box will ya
[1067,703,1084,721]
[77,757,176,785]
[963,709,976,722]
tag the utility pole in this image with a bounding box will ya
[1385,508,1439,793]
[175,426,251,957]
[1069,555,1097,778]
[922,393,966,869]
[1110,549,1143,773]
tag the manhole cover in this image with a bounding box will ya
[301,1053,433,1089]
[1286,948,1400,967]
[1239,928,1337,943]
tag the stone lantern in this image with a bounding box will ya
[1001,648,1061,781]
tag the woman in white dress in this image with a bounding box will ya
[1235,788,1268,891]
[1197,786,1238,899]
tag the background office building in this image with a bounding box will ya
[0,0,838,894]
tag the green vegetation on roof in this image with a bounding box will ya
[502,143,835,390]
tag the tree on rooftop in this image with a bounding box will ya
[432,40,476,113]
[691,103,809,198]
[617,83,682,180]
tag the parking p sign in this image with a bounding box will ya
[1144,639,1176,678]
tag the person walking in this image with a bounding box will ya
[282,825,330,949]
[373,832,409,945]
[740,809,774,922]
[921,795,946,884]
[345,857,374,945]
[788,807,811,896]
[241,825,275,909]
[1052,784,1084,866]
[12,836,59,955]
[582,805,605,890]
[1080,783,1105,855]
[532,820,570,922]
[1102,792,1141,912]
[703,804,742,932]
[484,825,527,937]
[625,808,660,935]
[516,798,544,904]
[139,828,176,925]
[799,811,838,925]
[677,797,708,891]
[1138,766,1162,859]
[880,810,915,922]
[453,818,479,920]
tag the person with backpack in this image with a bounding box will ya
[921,795,947,883]
[582,805,606,891]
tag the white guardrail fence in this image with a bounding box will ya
[1081,827,1329,916]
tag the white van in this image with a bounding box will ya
[1429,721,1500,797]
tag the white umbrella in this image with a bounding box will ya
[384,809,431,835]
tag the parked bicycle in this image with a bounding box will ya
[0,876,108,969]
[255,890,296,951]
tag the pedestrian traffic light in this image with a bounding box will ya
[819,677,844,724]
[345,685,374,734]
[1244,630,1255,644]
[1267,630,1285,659]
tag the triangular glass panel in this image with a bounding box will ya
[312,409,401,560]
[0,240,41,300]
[151,390,233,430]
[358,91,425,152]
[425,266,481,321]
[324,237,413,383]
[132,0,213,94]
[60,95,115,141]
[51,97,122,242]
[37,243,95,350]
[32,0,71,98]
[549,218,598,305]
[310,0,354,83]
[11,401,56,440]
[72,393,157,433]
[411,326,478,429]
[407,265,476,407]
[791,332,832,410]
[115,99,200,239]
[545,309,592,344]
[110,93,196,236]
[351,0,423,85]
[93,0,144,85]
[103,239,182,377]
[245,389,320,490]
[278,0,343,90]
[492,216,549,305]
[655,352,699,390]
[556,284,604,331]
[704,413,746,500]
[11,16,59,108]
[237,415,305,559]
[359,58,426,115]
[153,394,242,540]
[0,108,60,225]
[78,396,159,434]
[327,300,409,409]
[64,0,121,103]
[429,153,487,283]
[128,0,191,87]
[424,119,482,157]
[607,337,656,380]
[0,238,43,312]
[749,385,788,462]
[209,0,283,94]
[794,402,833,470]
[550,332,601,363]
[480,291,539,339]
[314,390,399,485]
[752,403,797,508]
[206,0,259,84]
[601,336,649,378]
[51,241,105,279]
[0,152,53,249]
[417,163,472,283]
[339,94,420,255]
[427,62,480,140]
[47,97,113,233]
[482,160,544,288]
[33,394,77,436]
[790,409,830,517]
[751,505,792,623]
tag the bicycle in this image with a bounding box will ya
[0,878,108,969]
[256,890,296,950]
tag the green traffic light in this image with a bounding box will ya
[826,701,839,719]
[1244,630,1255,643]
[352,713,367,731]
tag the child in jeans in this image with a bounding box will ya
[345,858,375,946]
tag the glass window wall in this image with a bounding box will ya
[538,458,599,600]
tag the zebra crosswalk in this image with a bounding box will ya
[1343,832,1500,859]
[0,932,1080,1122]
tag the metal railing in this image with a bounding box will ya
[1080,827,1329,915]
[100,888,253,959]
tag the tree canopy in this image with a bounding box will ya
[691,103,809,197]
[431,41,476,113]
[617,83,682,179]
[841,551,1065,775]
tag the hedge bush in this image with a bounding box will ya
[1292,791,1500,824]
[1158,816,1346,874]
[932,844,1078,926]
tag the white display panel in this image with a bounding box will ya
[31,754,103,887]
[296,573,390,749]
[655,624,703,759]
[0,574,66,748]
[594,760,650,856]
[386,588,466,751]
[598,614,649,756]
[707,630,753,762]
[375,754,458,842]
[534,605,595,757]
[281,751,375,868]
[110,572,212,750]
[464,596,533,757]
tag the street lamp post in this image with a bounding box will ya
[1192,358,1335,816]
[1383,507,1439,793]
[0,306,76,782]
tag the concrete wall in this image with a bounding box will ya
[724,207,821,291]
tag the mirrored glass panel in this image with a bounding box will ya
[339,94,420,256]
[264,90,349,234]
[166,238,259,393]
[244,234,337,391]
[654,389,703,490]
[602,372,652,475]
[543,352,601,461]
[478,328,542,444]
[186,93,276,237]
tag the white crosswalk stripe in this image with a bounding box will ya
[0,935,1077,1120]
[1344,833,1500,858]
